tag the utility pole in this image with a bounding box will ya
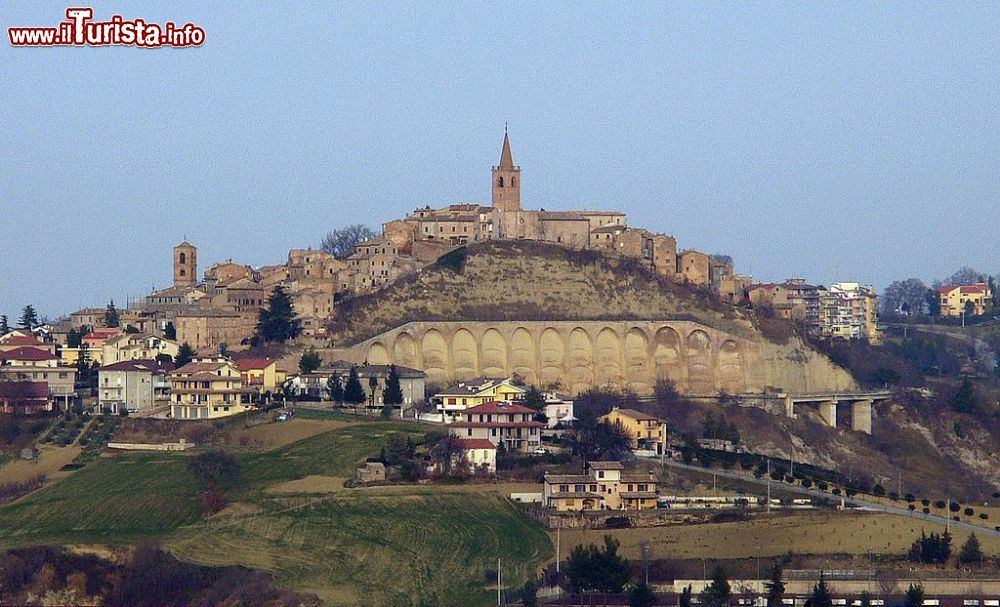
[767,458,771,513]
[497,558,501,606]
[556,526,560,574]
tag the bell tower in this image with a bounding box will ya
[491,127,521,211]
[173,240,197,288]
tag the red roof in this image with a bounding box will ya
[937,283,989,294]
[450,421,545,429]
[235,358,275,371]
[100,359,175,372]
[463,401,536,415]
[0,334,41,346]
[454,438,497,450]
[1,347,57,362]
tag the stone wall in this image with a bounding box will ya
[319,319,855,395]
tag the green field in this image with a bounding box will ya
[0,420,551,606]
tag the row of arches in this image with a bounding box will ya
[363,324,748,395]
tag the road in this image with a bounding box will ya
[641,455,1000,538]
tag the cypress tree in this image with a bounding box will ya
[811,572,833,607]
[344,366,365,404]
[175,342,195,368]
[105,300,120,328]
[327,375,344,403]
[383,365,404,405]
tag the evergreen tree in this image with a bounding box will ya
[629,582,657,607]
[19,305,38,329]
[105,300,120,328]
[520,580,539,607]
[254,285,301,343]
[344,366,366,404]
[0,315,8,335]
[299,349,321,374]
[67,328,81,348]
[701,566,731,607]
[764,562,785,607]
[383,365,404,405]
[904,584,924,607]
[368,375,379,407]
[523,385,546,411]
[164,321,176,340]
[810,572,833,607]
[950,378,978,413]
[859,591,872,607]
[679,585,693,607]
[958,533,983,566]
[175,342,195,368]
[327,375,344,402]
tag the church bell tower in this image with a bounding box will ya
[491,127,521,211]
[173,240,197,288]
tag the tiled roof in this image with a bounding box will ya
[544,474,594,484]
[454,438,497,450]
[462,401,536,415]
[235,358,275,371]
[1,347,57,362]
[0,334,41,346]
[937,283,989,294]
[449,421,544,429]
[170,361,229,375]
[588,461,624,471]
[101,359,174,372]
[603,408,664,423]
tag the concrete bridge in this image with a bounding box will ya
[687,390,893,434]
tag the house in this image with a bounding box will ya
[937,283,993,318]
[542,392,575,429]
[174,309,248,353]
[101,333,179,365]
[98,359,174,415]
[168,357,253,420]
[598,407,668,455]
[235,358,279,395]
[542,461,659,511]
[453,438,497,473]
[0,330,55,355]
[432,377,525,420]
[0,381,51,415]
[447,401,543,454]
[292,362,426,406]
[356,461,387,483]
[0,347,76,402]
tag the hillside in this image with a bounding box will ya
[328,240,754,347]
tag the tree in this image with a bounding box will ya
[958,533,983,566]
[255,285,301,344]
[298,349,321,374]
[383,365,403,405]
[343,366,366,405]
[859,591,872,607]
[368,375,379,406]
[164,321,176,340]
[67,327,81,348]
[964,300,976,318]
[882,279,928,315]
[571,419,633,461]
[950,377,978,413]
[18,305,38,329]
[105,300,120,328]
[925,289,941,317]
[522,385,545,411]
[904,583,924,607]
[320,224,377,259]
[810,572,833,607]
[679,585,693,607]
[174,342,195,368]
[0,315,8,335]
[562,536,630,596]
[629,582,657,607]
[327,374,344,403]
[764,562,785,607]
[188,450,242,489]
[701,565,731,607]
[521,580,539,607]
[945,267,986,286]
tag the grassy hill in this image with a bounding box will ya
[0,419,551,606]
[328,240,756,347]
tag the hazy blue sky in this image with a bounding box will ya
[3,2,999,321]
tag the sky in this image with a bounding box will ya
[2,2,999,321]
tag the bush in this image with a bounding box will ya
[979,513,988,520]
[801,478,813,489]
[923,507,930,514]
[872,484,886,497]
[949,502,961,513]
[964,507,974,516]
[604,516,632,529]
[934,500,946,509]
[921,498,930,507]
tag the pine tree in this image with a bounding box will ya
[19,305,38,329]
[764,562,785,607]
[950,378,977,413]
[299,349,321,374]
[859,591,872,607]
[164,321,176,340]
[810,572,833,607]
[105,300,120,328]
[679,585,693,607]
[958,533,983,566]
[629,581,657,607]
[327,375,344,403]
[0,315,9,335]
[383,365,404,405]
[175,342,195,368]
[904,584,924,607]
[523,385,545,411]
[701,566,731,607]
[255,285,301,343]
[344,366,366,404]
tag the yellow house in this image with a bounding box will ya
[937,283,992,318]
[168,357,253,420]
[598,407,668,455]
[433,377,526,420]
[543,461,658,511]
[235,358,279,393]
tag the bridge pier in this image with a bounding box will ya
[784,396,796,419]
[818,400,837,428]
[851,399,872,434]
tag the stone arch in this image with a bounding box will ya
[421,329,448,383]
[393,332,419,369]
[653,326,684,388]
[595,328,623,387]
[480,328,508,379]
[718,339,745,393]
[566,327,594,395]
[686,329,715,393]
[510,327,537,385]
[624,327,653,394]
[538,327,565,388]
[367,342,390,365]
[451,328,479,380]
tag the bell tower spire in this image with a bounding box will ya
[492,126,520,211]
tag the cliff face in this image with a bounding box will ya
[323,241,855,395]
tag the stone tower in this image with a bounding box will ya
[491,127,521,211]
[173,241,197,288]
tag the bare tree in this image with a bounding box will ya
[881,278,928,315]
[320,224,377,259]
[944,267,987,286]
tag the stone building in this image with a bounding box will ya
[173,241,197,288]
[175,309,248,353]
[677,250,711,285]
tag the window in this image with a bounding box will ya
[179,252,186,264]
[498,176,504,187]
[511,176,516,187]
